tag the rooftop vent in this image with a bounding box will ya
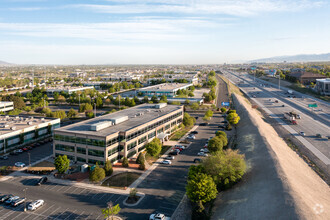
[10,126,16,130]
[90,121,113,131]
[28,121,33,125]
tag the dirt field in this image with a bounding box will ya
[211,94,330,220]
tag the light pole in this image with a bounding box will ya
[278,73,281,90]
[23,188,27,212]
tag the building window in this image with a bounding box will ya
[55,144,74,152]
[77,147,86,155]
[165,124,170,130]
[148,131,156,139]
[138,136,147,145]
[88,149,104,158]
[108,145,119,157]
[88,159,104,165]
[157,128,163,134]
[77,157,86,163]
[127,149,136,158]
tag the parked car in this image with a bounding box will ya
[218,125,225,128]
[204,143,208,148]
[11,197,25,207]
[175,145,185,150]
[200,123,209,126]
[28,200,44,211]
[0,155,9,160]
[165,156,174,160]
[149,213,170,220]
[36,176,48,186]
[282,105,285,107]
[187,135,195,139]
[190,131,198,134]
[161,160,172,165]
[16,149,23,153]
[221,121,228,124]
[27,146,33,150]
[194,158,202,163]
[174,147,183,152]
[5,196,19,205]
[22,147,28,152]
[200,148,210,153]
[300,131,305,136]
[10,151,18,155]
[15,162,26,167]
[197,152,208,157]
[316,134,323,138]
[0,195,12,203]
[169,151,179,156]
[275,100,279,103]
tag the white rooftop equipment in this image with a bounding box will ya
[110,115,128,125]
[90,121,113,131]
[155,103,167,109]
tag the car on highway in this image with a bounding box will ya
[165,156,174,160]
[0,155,9,160]
[36,176,48,186]
[300,132,305,136]
[15,162,26,167]
[11,197,26,207]
[197,152,208,157]
[0,195,13,203]
[5,196,19,205]
[161,160,172,165]
[28,199,44,211]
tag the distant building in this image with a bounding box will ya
[315,78,330,95]
[46,86,94,95]
[147,73,199,85]
[265,69,277,77]
[69,72,86,78]
[289,71,327,84]
[53,103,183,165]
[99,72,142,81]
[139,83,193,98]
[0,102,14,112]
[0,115,60,154]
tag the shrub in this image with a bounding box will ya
[208,136,224,153]
[54,155,70,174]
[138,161,146,170]
[136,153,145,165]
[186,173,217,205]
[89,164,105,182]
[220,107,227,113]
[122,157,129,168]
[225,123,232,130]
[146,138,162,157]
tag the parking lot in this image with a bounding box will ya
[0,140,53,167]
[0,175,125,220]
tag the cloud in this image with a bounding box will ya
[8,7,47,11]
[71,0,325,16]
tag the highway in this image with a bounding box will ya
[220,69,330,173]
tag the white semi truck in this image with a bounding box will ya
[284,113,297,124]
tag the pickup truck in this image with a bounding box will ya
[149,213,171,220]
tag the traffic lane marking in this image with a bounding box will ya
[53,207,69,220]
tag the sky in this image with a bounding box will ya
[0,0,330,65]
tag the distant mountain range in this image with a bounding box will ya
[0,60,11,65]
[250,53,330,63]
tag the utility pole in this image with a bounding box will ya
[278,73,281,90]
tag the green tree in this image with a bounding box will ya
[54,155,70,174]
[188,91,194,97]
[136,152,145,164]
[183,113,196,127]
[203,150,246,189]
[186,173,217,205]
[227,112,240,125]
[190,103,199,110]
[160,95,167,103]
[104,160,113,176]
[208,136,223,153]
[208,71,216,77]
[95,96,103,108]
[67,108,78,118]
[102,203,121,220]
[151,95,158,103]
[122,157,129,168]
[138,161,146,170]
[205,109,213,118]
[188,165,205,180]
[143,96,149,103]
[90,164,106,182]
[146,138,162,157]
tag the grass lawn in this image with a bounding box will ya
[101,172,141,189]
[145,145,172,164]
[170,126,193,141]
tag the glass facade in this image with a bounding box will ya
[138,136,147,145]
[54,134,105,147]
[55,144,74,152]
[127,141,137,151]
[77,147,86,155]
[88,149,104,158]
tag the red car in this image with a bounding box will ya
[174,147,183,151]
[22,147,29,152]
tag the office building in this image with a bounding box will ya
[315,78,330,95]
[139,83,193,98]
[53,103,183,165]
[0,116,60,154]
[0,102,14,112]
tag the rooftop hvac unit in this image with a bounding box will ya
[90,121,113,131]
[27,121,33,125]
[10,126,16,130]
[110,115,128,125]
[29,116,34,120]
[155,103,167,109]
[41,118,45,121]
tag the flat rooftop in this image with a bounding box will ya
[55,104,183,138]
[0,101,14,106]
[0,115,58,136]
[46,86,94,92]
[139,83,192,92]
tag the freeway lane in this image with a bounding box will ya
[220,70,330,170]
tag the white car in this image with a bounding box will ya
[28,200,44,211]
[187,135,195,139]
[161,160,172,165]
[197,152,208,157]
[149,213,171,220]
[15,162,26,167]
[200,148,210,153]
[165,156,175,160]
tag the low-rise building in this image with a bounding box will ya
[53,103,183,165]
[69,72,86,78]
[0,116,60,154]
[148,74,199,85]
[46,86,94,95]
[139,83,193,98]
[99,72,143,82]
[315,78,330,95]
[0,102,14,112]
[289,71,327,84]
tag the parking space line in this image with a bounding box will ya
[73,211,84,220]
[38,204,55,216]
[45,206,61,218]
[56,185,67,192]
[96,213,104,219]
[50,184,60,191]
[114,195,123,204]
[63,186,74,193]
[63,209,76,220]
[73,187,85,195]
[0,205,23,219]
[105,194,116,203]
[70,187,80,194]
[77,188,86,195]
[53,208,69,220]
[10,209,29,220]
[91,192,101,199]
[97,193,108,200]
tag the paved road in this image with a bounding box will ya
[220,70,330,169]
